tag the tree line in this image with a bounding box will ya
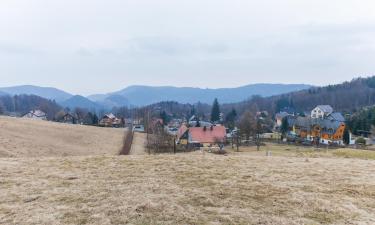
[222,76,375,116]
[0,94,61,120]
[0,94,100,125]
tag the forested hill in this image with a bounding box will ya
[89,83,311,106]
[131,77,375,120]
[0,95,62,120]
[222,77,375,116]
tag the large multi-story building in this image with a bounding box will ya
[285,105,346,145]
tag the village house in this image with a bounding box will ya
[62,112,77,124]
[177,125,226,147]
[22,110,47,120]
[188,115,212,127]
[285,105,346,145]
[99,113,122,127]
[311,105,333,119]
[177,124,189,145]
[166,118,183,135]
[161,119,181,136]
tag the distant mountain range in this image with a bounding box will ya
[0,85,72,102]
[60,95,100,110]
[88,84,312,106]
[0,83,312,110]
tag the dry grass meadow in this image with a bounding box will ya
[1,117,375,224]
[0,116,124,157]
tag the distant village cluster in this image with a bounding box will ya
[22,110,125,128]
[20,101,372,149]
[169,105,356,148]
[275,105,351,145]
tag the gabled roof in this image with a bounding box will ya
[279,107,296,115]
[177,124,188,139]
[327,112,345,122]
[315,105,333,114]
[288,116,311,129]
[189,115,197,122]
[189,121,212,127]
[288,115,344,132]
[275,112,289,119]
[189,126,226,143]
[29,110,46,117]
[34,110,46,117]
[63,112,77,119]
[315,119,343,131]
[103,113,117,119]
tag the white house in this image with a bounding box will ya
[23,110,47,120]
[311,105,333,119]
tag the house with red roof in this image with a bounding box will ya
[177,125,226,147]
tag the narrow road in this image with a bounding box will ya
[130,132,147,155]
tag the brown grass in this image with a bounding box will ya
[130,132,147,155]
[1,118,375,224]
[1,152,375,225]
[0,116,124,157]
[236,143,375,160]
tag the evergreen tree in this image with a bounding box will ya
[0,102,4,115]
[211,98,221,123]
[280,117,289,137]
[225,108,237,129]
[160,111,170,125]
[92,113,99,124]
[190,106,196,118]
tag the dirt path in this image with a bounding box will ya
[130,132,147,155]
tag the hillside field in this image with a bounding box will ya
[1,117,375,224]
[0,116,125,157]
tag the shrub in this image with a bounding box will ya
[355,137,366,145]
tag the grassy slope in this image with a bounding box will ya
[0,116,124,157]
[1,117,375,224]
[1,149,375,225]
[238,144,375,160]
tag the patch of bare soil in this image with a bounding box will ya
[0,116,124,157]
[1,153,375,225]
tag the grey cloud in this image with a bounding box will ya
[0,44,42,55]
[1,0,375,95]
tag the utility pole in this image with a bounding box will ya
[173,137,176,154]
[236,134,240,152]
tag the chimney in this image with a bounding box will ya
[203,126,207,131]
[210,126,213,131]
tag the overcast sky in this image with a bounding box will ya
[0,0,375,95]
